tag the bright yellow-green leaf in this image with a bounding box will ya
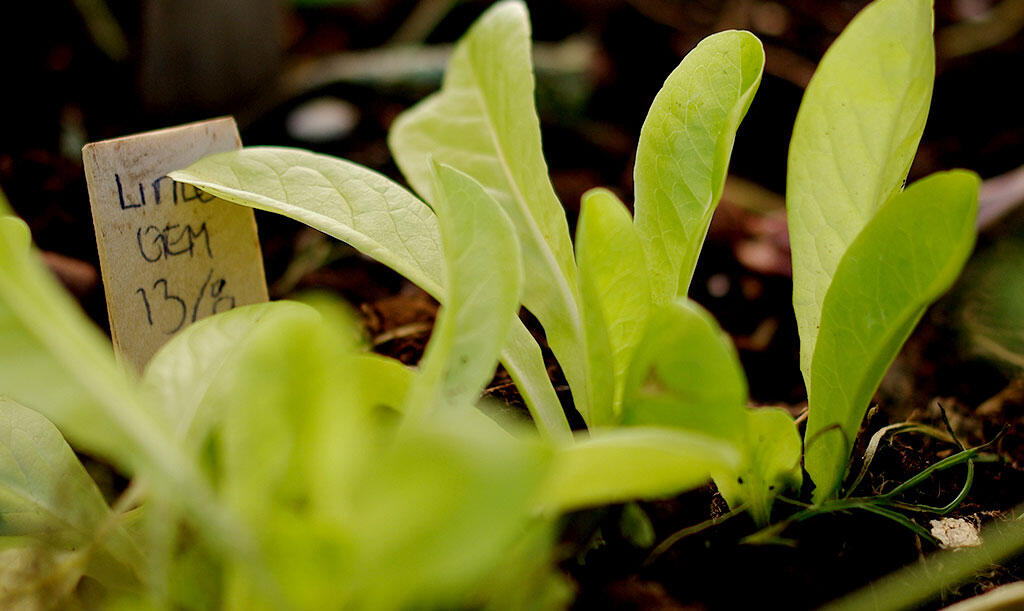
[537,427,740,513]
[346,416,552,609]
[171,147,571,443]
[406,164,522,416]
[805,171,978,501]
[634,30,764,303]
[713,407,802,526]
[575,188,650,420]
[388,1,597,426]
[618,298,795,524]
[210,303,365,525]
[201,298,555,609]
[787,0,936,389]
[209,302,364,608]
[354,354,414,415]
[144,301,321,444]
[620,299,747,442]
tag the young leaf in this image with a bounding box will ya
[634,30,764,303]
[405,164,522,417]
[354,353,415,416]
[208,303,366,523]
[170,147,571,442]
[388,1,599,426]
[617,298,796,523]
[787,0,936,388]
[620,299,747,442]
[209,298,554,610]
[346,417,552,609]
[170,147,444,296]
[713,407,802,526]
[804,171,979,501]
[0,398,142,577]
[536,427,740,513]
[575,188,650,419]
[144,301,322,444]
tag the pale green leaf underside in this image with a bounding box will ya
[788,0,935,388]
[805,171,978,501]
[170,147,444,296]
[0,398,141,570]
[576,188,650,419]
[387,1,594,425]
[621,299,748,443]
[171,147,571,442]
[407,164,523,414]
[537,427,740,513]
[634,29,764,304]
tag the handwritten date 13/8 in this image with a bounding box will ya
[136,268,236,334]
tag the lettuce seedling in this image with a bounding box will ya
[171,1,792,523]
[172,0,980,526]
[787,0,979,502]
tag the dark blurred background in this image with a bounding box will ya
[1,0,1022,406]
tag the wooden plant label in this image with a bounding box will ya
[82,117,268,371]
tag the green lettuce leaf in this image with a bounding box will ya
[619,299,798,524]
[620,299,747,442]
[805,171,978,501]
[634,30,764,303]
[405,164,522,416]
[713,407,801,526]
[204,299,553,609]
[387,1,598,426]
[787,0,935,389]
[346,415,552,609]
[0,215,156,466]
[170,147,572,443]
[537,427,740,512]
[575,188,649,420]
[144,301,321,445]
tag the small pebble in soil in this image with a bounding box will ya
[930,517,983,550]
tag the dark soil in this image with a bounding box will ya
[3,1,1024,608]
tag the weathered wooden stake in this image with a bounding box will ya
[82,117,268,371]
